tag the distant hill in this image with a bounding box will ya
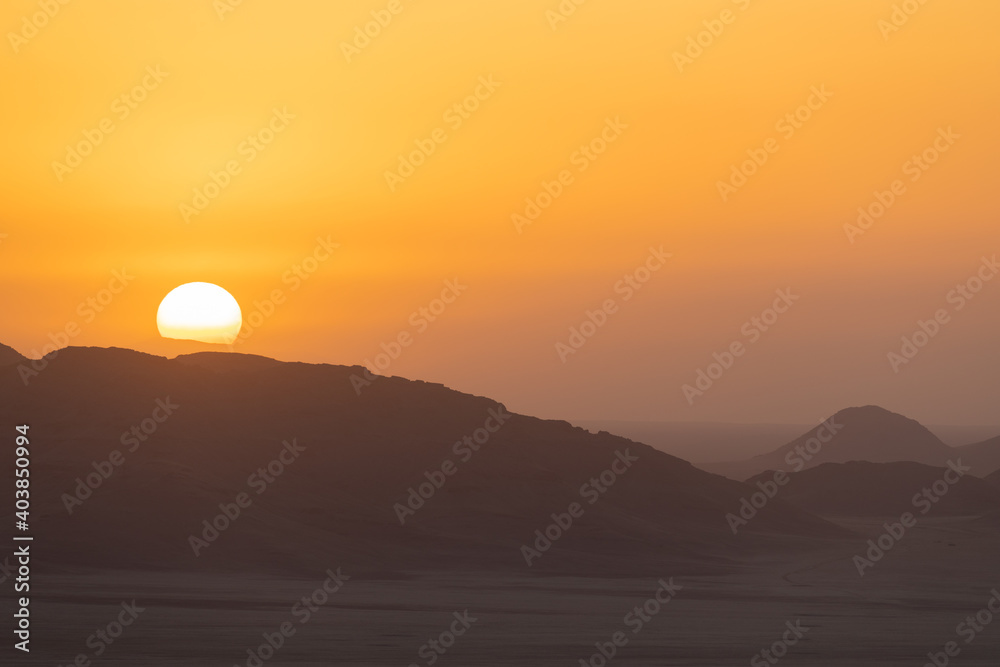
[747,461,1000,518]
[0,344,849,578]
[954,436,1000,477]
[702,406,954,480]
[926,424,1000,448]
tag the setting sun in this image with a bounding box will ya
[156,282,242,344]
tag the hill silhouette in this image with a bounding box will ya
[703,406,954,480]
[747,460,1000,517]
[954,435,1000,477]
[0,344,848,578]
[0,342,25,367]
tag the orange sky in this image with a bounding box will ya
[1,0,998,425]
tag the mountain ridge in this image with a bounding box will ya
[0,343,851,578]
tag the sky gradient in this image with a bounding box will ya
[1,0,998,425]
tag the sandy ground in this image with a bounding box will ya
[8,516,1000,666]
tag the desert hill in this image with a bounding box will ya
[746,460,1000,517]
[703,406,954,480]
[0,344,849,578]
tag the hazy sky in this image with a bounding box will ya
[1,0,997,426]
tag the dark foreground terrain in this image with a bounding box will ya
[16,516,1000,666]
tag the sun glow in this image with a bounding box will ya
[156,283,242,345]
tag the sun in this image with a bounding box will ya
[157,282,242,345]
